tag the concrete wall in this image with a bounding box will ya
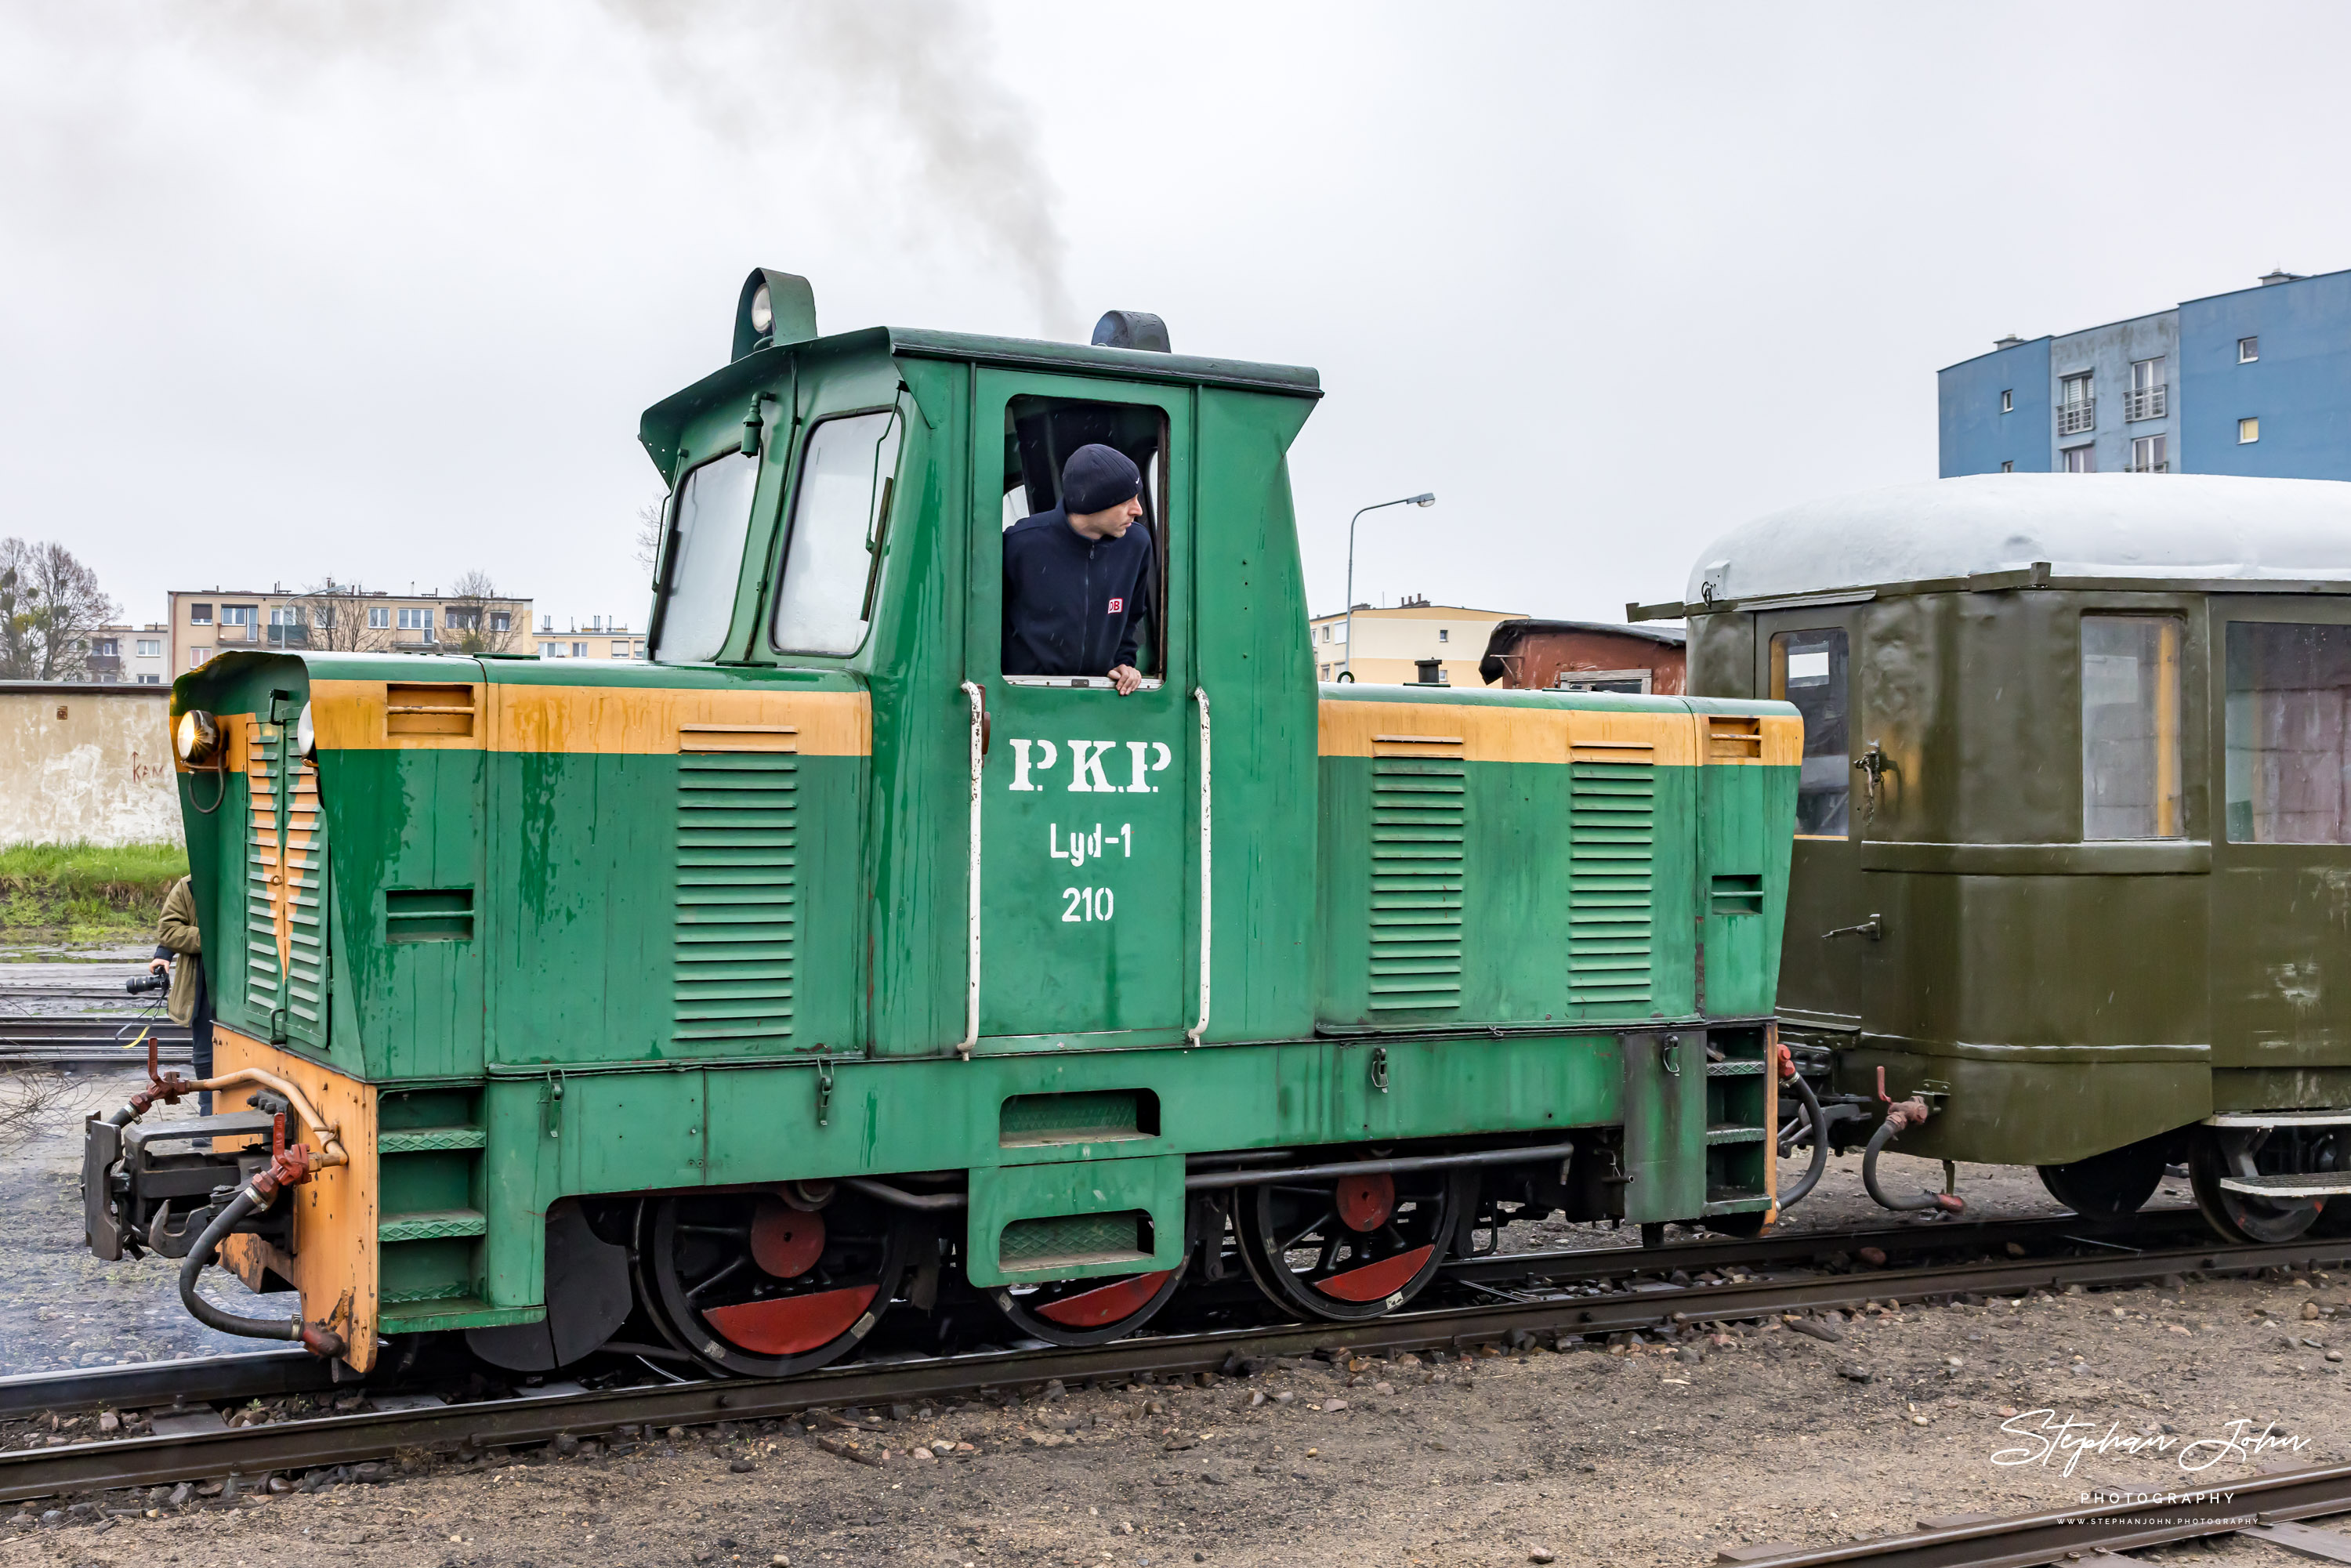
[0,684,182,847]
[1939,337,2051,476]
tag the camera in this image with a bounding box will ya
[125,971,170,996]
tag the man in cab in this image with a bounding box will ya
[1002,444,1155,695]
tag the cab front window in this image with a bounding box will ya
[1770,628,1849,837]
[652,451,761,664]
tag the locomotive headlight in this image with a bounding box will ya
[174,709,221,766]
[748,281,773,337]
[294,702,316,759]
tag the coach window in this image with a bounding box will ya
[651,450,760,664]
[1000,396,1169,685]
[2081,615,2184,840]
[771,409,904,656]
[1770,628,1849,836]
[2226,621,2351,842]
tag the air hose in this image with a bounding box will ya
[1776,1070,1830,1208]
[179,1173,346,1359]
[1861,1093,1965,1215]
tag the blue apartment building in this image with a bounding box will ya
[1940,268,2351,478]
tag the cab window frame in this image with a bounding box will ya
[998,393,1172,690]
[648,444,766,666]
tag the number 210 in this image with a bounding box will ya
[1062,887,1115,922]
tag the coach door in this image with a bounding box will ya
[964,371,1197,1046]
[1754,608,1874,1033]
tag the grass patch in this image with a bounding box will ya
[0,841,189,942]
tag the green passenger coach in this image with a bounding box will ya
[93,273,1802,1375]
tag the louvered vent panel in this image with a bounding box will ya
[1568,746,1654,1005]
[245,723,284,1013]
[282,756,328,1040]
[1368,743,1465,1013]
[673,752,797,1042]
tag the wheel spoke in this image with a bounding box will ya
[1275,1206,1337,1256]
[688,1254,752,1302]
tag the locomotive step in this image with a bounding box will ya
[2217,1171,2351,1198]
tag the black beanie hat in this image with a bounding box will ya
[1061,444,1143,516]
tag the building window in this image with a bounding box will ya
[368,606,390,628]
[2000,389,2013,414]
[138,674,160,685]
[2130,434,2169,473]
[2082,615,2183,841]
[1319,662,1331,680]
[2063,445,2096,473]
[2058,373,2095,435]
[2240,417,2260,444]
[633,640,646,658]
[136,639,160,657]
[1436,628,1449,643]
[220,605,254,626]
[2226,621,2351,842]
[189,647,212,667]
[397,607,433,631]
[187,603,212,625]
[1770,628,1849,837]
[2000,461,2015,473]
[490,612,510,632]
[571,642,589,658]
[2240,336,2260,363]
[539,640,563,657]
[2125,357,2167,421]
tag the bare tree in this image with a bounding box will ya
[635,500,665,574]
[0,538,118,680]
[289,578,395,654]
[445,569,520,654]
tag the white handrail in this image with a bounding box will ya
[1186,686,1212,1047]
[957,680,985,1059]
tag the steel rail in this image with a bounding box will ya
[0,1210,2209,1424]
[1731,1462,2351,1566]
[9,1228,2351,1506]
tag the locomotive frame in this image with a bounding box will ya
[90,271,1802,1375]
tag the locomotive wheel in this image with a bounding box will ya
[992,1263,1187,1348]
[636,1190,913,1378]
[1231,1166,1472,1323]
[2037,1135,2168,1220]
[2189,1125,2326,1245]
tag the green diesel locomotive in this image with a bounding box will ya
[89,273,1801,1376]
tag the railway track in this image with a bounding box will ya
[2,1208,2339,1511]
[0,1012,190,1069]
[1732,1463,2351,1566]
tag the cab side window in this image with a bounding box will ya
[1770,628,1849,836]
[770,411,903,656]
[1001,397,1169,679]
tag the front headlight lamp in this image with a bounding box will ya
[294,703,316,759]
[174,710,221,767]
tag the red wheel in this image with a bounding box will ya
[1231,1165,1471,1323]
[993,1264,1187,1348]
[636,1191,912,1377]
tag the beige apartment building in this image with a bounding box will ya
[534,615,646,661]
[80,624,171,684]
[169,587,534,674]
[1306,597,1526,686]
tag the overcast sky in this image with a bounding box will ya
[9,1,2351,636]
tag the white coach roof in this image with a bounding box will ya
[1686,474,2351,606]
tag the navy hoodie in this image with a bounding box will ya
[1002,507,1155,676]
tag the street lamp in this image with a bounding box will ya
[1339,492,1436,681]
